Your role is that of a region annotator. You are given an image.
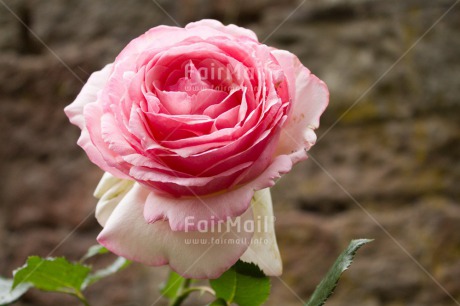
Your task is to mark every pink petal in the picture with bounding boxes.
[153,109,281,178]
[143,110,214,141]
[203,89,241,118]
[143,155,292,231]
[64,64,113,129]
[154,90,192,115]
[214,106,240,130]
[97,183,254,279]
[191,89,229,114]
[129,166,214,187]
[116,26,186,62]
[81,103,131,179]
[185,19,258,41]
[136,161,253,197]
[158,93,282,157]
[100,113,137,156]
[271,50,329,164]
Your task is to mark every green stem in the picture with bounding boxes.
[75,291,91,306]
[169,278,191,306]
[180,286,216,297]
[169,281,216,306]
[183,278,192,290]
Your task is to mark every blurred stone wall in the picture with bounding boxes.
[1,0,459,305]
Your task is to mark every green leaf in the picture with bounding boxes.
[232,262,270,306]
[232,261,266,278]
[160,271,186,299]
[82,257,131,288]
[208,298,228,306]
[210,261,270,306]
[306,239,373,306]
[80,244,109,262]
[12,256,91,294]
[209,268,236,301]
[0,277,32,305]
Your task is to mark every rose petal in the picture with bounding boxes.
[97,183,254,279]
[154,119,278,178]
[143,155,292,231]
[155,90,192,115]
[82,103,131,179]
[203,89,241,118]
[130,155,252,188]
[185,19,258,41]
[271,50,329,164]
[191,89,229,114]
[64,64,113,129]
[94,172,134,226]
[101,113,137,156]
[142,110,214,141]
[240,188,282,276]
[214,106,240,130]
[158,93,282,157]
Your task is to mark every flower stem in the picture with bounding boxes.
[75,291,91,306]
[169,280,215,306]
[168,278,191,306]
[180,286,216,297]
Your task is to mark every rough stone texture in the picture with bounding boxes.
[1,0,459,305]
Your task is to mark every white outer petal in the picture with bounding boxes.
[240,188,282,276]
[94,172,134,226]
[96,183,254,279]
[94,174,283,277]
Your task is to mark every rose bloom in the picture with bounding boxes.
[65,20,328,279]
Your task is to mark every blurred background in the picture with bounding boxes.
[1,0,459,305]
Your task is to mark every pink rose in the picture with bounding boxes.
[65,19,328,278]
